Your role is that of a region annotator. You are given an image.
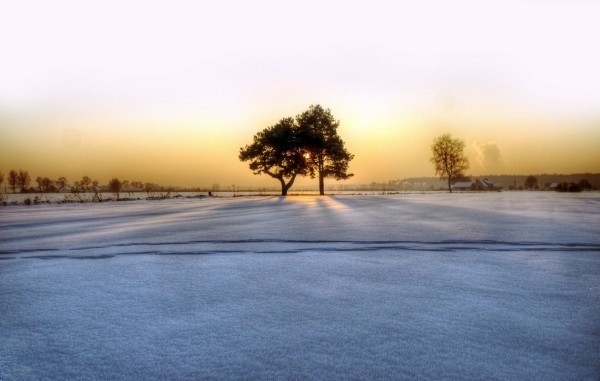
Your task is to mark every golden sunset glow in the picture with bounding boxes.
[1,0,599,188]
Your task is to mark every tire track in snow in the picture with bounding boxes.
[1,239,599,260]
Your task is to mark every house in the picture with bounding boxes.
[478,179,494,189]
[451,179,495,191]
[452,181,473,191]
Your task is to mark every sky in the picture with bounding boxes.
[1,0,599,188]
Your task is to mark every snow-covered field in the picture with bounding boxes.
[1,193,599,380]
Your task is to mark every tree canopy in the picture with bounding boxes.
[296,105,354,195]
[239,117,308,196]
[430,134,469,193]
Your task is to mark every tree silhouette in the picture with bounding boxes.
[81,176,92,191]
[430,134,469,193]
[239,118,308,196]
[17,170,31,192]
[109,178,122,200]
[42,177,55,192]
[36,176,43,192]
[144,182,156,195]
[7,170,18,193]
[579,178,592,190]
[524,175,538,190]
[296,105,354,195]
[57,177,68,191]
[0,171,4,190]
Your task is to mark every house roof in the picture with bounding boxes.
[478,179,494,187]
[452,181,472,188]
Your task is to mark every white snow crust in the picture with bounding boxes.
[1,192,599,380]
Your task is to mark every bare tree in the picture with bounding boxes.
[36,176,44,192]
[7,170,18,193]
[42,177,55,192]
[579,178,592,191]
[430,134,469,193]
[109,178,122,200]
[524,175,538,190]
[144,182,158,196]
[57,177,68,191]
[130,181,143,189]
[0,171,4,204]
[80,176,92,191]
[17,170,31,192]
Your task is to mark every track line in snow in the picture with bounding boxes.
[2,240,598,260]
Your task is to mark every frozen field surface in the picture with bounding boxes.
[1,193,599,380]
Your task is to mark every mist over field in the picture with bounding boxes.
[1,193,599,379]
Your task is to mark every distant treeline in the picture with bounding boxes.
[1,169,598,195]
[376,173,600,191]
[0,170,164,194]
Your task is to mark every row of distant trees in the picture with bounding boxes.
[0,170,161,199]
[0,170,33,194]
[0,170,100,193]
[523,175,593,192]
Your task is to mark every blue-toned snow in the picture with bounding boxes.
[1,193,599,380]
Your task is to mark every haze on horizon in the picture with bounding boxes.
[1,0,599,188]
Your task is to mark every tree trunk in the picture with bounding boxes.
[318,158,325,195]
[284,174,297,196]
[448,177,452,193]
[278,177,287,196]
[278,174,297,196]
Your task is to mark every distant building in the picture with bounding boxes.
[475,178,495,190]
[452,179,495,191]
[452,181,473,191]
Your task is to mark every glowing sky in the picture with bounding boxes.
[1,0,599,187]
